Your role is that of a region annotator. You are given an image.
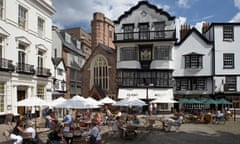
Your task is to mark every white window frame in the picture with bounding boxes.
[37,17,45,37]
[18,5,27,29]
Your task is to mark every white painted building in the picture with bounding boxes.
[204,23,240,108]
[173,27,213,110]
[0,0,55,118]
[51,26,67,99]
[114,1,176,112]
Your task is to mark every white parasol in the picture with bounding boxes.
[55,95,99,109]
[99,96,116,104]
[17,96,49,107]
[50,97,66,107]
[150,98,178,104]
[113,97,147,107]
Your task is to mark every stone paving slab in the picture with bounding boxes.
[1,117,240,144]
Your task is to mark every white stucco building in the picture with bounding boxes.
[0,0,55,118]
[173,27,213,110]
[203,23,240,108]
[114,1,176,112]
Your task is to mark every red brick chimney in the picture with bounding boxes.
[180,24,191,40]
[202,23,211,33]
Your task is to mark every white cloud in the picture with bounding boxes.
[52,0,142,29]
[230,12,240,22]
[177,0,190,8]
[52,0,172,30]
[234,0,240,9]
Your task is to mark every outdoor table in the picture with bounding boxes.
[36,128,50,134]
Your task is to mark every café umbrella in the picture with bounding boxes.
[55,96,99,109]
[17,96,50,128]
[99,96,116,105]
[113,97,147,107]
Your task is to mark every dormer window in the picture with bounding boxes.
[65,33,71,43]
[184,53,203,69]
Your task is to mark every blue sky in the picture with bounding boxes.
[52,0,240,32]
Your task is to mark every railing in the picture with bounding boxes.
[36,67,51,77]
[114,30,176,41]
[16,63,35,74]
[0,58,14,71]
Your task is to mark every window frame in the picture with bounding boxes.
[154,46,171,60]
[123,24,134,40]
[184,54,203,69]
[120,47,137,61]
[0,0,4,19]
[37,17,45,37]
[225,76,236,91]
[18,5,27,29]
[223,53,234,69]
[223,25,234,41]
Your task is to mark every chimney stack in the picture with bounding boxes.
[202,23,211,33]
[180,24,191,40]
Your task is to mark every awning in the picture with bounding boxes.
[118,88,146,99]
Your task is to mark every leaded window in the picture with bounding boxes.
[223,53,234,69]
[139,23,149,40]
[120,47,137,61]
[223,25,233,40]
[225,76,236,91]
[92,56,109,90]
[154,22,165,38]
[123,24,134,40]
[185,54,203,69]
[176,79,206,91]
[154,46,171,60]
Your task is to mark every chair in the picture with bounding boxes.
[3,130,16,142]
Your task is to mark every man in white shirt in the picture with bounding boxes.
[24,120,36,139]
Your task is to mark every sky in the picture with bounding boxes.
[52,0,240,33]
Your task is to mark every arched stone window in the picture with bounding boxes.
[90,55,109,90]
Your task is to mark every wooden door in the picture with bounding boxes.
[17,90,25,115]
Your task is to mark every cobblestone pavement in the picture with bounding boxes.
[1,117,240,144]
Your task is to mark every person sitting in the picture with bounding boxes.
[84,109,91,120]
[23,120,37,144]
[164,115,183,132]
[132,115,140,124]
[112,116,124,138]
[216,110,225,123]
[10,119,25,144]
[83,120,102,144]
[48,124,64,144]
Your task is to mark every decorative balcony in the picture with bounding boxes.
[0,58,15,71]
[36,67,51,77]
[16,63,35,74]
[114,30,176,42]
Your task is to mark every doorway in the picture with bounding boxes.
[17,89,26,115]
